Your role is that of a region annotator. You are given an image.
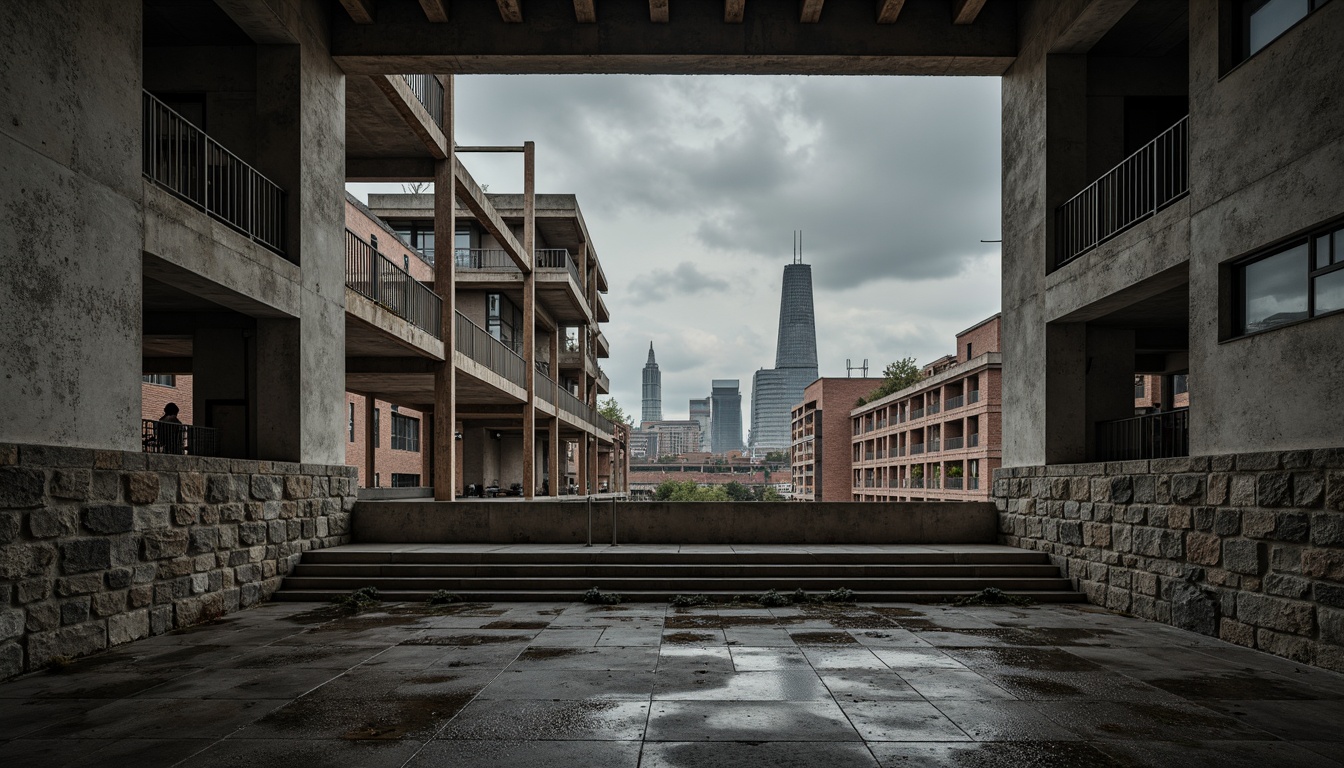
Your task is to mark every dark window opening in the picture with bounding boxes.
[392,413,420,452]
[348,403,355,442]
[143,374,176,387]
[1234,221,1344,336]
[388,220,435,264]
[1234,0,1331,65]
[373,407,380,448]
[487,293,524,354]
[391,473,421,487]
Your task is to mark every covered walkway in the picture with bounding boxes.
[2,599,1342,766]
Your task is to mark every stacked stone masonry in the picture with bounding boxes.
[995,448,1344,672]
[0,443,357,679]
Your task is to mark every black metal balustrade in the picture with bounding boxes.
[911,407,925,420]
[142,91,286,256]
[946,477,964,490]
[945,436,964,450]
[558,387,595,424]
[345,230,443,338]
[456,248,519,271]
[1096,407,1190,462]
[454,312,525,388]
[911,443,926,455]
[142,419,219,457]
[536,374,556,405]
[537,249,583,288]
[969,390,980,404]
[1056,116,1189,268]
[945,395,964,410]
[969,433,980,447]
[400,75,444,129]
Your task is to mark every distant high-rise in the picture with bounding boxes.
[689,398,712,451]
[641,342,662,424]
[710,379,744,454]
[749,242,819,456]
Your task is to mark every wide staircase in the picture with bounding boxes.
[272,545,1085,603]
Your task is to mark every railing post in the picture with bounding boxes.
[586,495,593,547]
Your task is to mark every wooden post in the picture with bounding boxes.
[522,141,536,499]
[432,75,457,500]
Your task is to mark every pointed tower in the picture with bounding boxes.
[749,233,819,456]
[641,341,662,424]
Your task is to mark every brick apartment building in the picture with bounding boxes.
[790,378,883,502]
[850,315,1003,502]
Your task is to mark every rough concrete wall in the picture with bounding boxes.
[0,0,143,452]
[0,442,357,679]
[1187,0,1344,455]
[996,448,1344,672]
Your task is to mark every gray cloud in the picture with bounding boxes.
[628,261,731,303]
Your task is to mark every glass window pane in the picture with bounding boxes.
[1315,268,1344,315]
[1242,243,1308,332]
[1249,0,1311,55]
[1336,227,1344,264]
[1316,234,1332,269]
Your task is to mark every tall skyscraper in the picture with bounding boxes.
[710,379,744,454]
[689,398,712,451]
[641,342,662,424]
[749,244,819,456]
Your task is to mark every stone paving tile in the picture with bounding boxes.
[3,599,1344,766]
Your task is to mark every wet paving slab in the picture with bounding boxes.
[0,599,1341,766]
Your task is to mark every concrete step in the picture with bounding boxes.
[271,589,1087,604]
[289,563,1064,579]
[279,576,1076,592]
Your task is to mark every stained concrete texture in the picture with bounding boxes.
[2,600,1343,767]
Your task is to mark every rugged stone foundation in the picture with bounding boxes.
[995,449,1344,671]
[0,443,357,679]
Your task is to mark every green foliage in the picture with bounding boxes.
[757,486,784,502]
[427,590,463,605]
[764,450,789,463]
[756,589,793,607]
[860,357,925,404]
[653,480,730,501]
[821,588,856,604]
[910,465,923,479]
[597,397,632,425]
[724,481,754,501]
[951,587,1035,607]
[583,586,623,605]
[670,594,713,607]
[947,465,964,478]
[332,585,381,610]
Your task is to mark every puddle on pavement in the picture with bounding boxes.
[400,634,533,646]
[663,632,718,645]
[957,647,1102,672]
[995,674,1084,697]
[520,648,583,660]
[790,631,858,645]
[480,621,551,630]
[336,690,476,739]
[1097,702,1236,733]
[1146,675,1321,700]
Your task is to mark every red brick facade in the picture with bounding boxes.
[141,376,194,425]
[791,378,884,501]
[344,393,428,488]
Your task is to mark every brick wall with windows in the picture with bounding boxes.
[344,393,426,488]
[141,376,194,425]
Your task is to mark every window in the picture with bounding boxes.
[1173,374,1189,396]
[392,413,421,452]
[966,342,972,359]
[373,407,380,448]
[1236,0,1331,62]
[487,293,524,353]
[1134,376,1146,398]
[142,374,176,387]
[348,403,355,442]
[388,220,435,263]
[391,473,421,487]
[1234,222,1344,335]
[374,472,380,488]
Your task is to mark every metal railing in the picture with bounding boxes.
[911,407,925,420]
[968,477,980,491]
[928,402,941,415]
[1096,407,1190,461]
[537,249,583,288]
[946,477,964,490]
[143,91,286,256]
[910,477,925,489]
[969,390,980,404]
[1056,115,1189,268]
[969,433,980,448]
[142,419,219,457]
[454,312,526,388]
[456,248,520,271]
[558,386,594,424]
[911,443,926,455]
[346,230,442,338]
[929,438,941,453]
[945,436,964,450]
[536,374,556,405]
[945,394,964,410]
[400,75,444,130]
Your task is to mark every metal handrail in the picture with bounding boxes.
[945,395,965,410]
[456,248,520,271]
[346,230,443,338]
[536,374,556,405]
[911,407,925,420]
[558,386,594,424]
[400,75,444,130]
[142,91,286,256]
[1096,407,1190,461]
[945,436,965,450]
[454,312,526,387]
[1056,115,1189,268]
[537,249,583,288]
[142,419,219,457]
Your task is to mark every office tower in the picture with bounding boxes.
[641,341,662,424]
[710,379,744,454]
[689,398,712,451]
[748,251,819,456]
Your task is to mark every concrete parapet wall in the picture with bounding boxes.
[0,443,358,679]
[353,500,997,545]
[995,448,1344,672]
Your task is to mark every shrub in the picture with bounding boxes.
[332,585,381,610]
[427,590,463,605]
[583,587,623,605]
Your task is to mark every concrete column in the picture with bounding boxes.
[1085,327,1136,457]
[191,327,251,459]
[578,434,589,494]
[578,322,590,404]
[588,433,599,492]
[254,40,346,465]
[363,395,376,488]
[1043,323,1087,464]
[432,74,456,501]
[522,141,536,499]
[548,418,561,497]
[0,1,142,452]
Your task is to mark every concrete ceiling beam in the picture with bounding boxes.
[371,75,449,160]
[1051,0,1140,54]
[876,0,904,24]
[575,0,597,23]
[952,0,987,25]
[496,0,523,23]
[419,0,448,22]
[346,358,438,374]
[650,0,669,23]
[338,0,375,24]
[800,0,824,24]
[725,0,745,23]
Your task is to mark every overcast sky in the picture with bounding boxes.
[350,74,1002,429]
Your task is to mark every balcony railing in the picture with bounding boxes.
[400,75,444,130]
[596,412,615,434]
[346,230,442,338]
[142,419,219,457]
[946,477,964,490]
[537,249,583,288]
[456,248,519,271]
[969,390,980,404]
[911,443,926,455]
[929,439,941,453]
[910,478,925,489]
[1096,407,1190,462]
[454,312,526,388]
[558,386,594,424]
[968,477,980,491]
[1056,115,1189,269]
[928,402,941,415]
[911,407,925,420]
[143,91,285,256]
[536,374,556,405]
[969,433,980,448]
[945,436,964,450]
[945,395,964,410]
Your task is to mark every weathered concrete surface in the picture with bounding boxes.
[354,500,998,545]
[0,442,356,680]
[996,447,1344,672]
[0,1,144,452]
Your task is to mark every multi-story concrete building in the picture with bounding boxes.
[689,398,712,451]
[641,342,662,424]
[749,260,820,457]
[709,379,745,454]
[637,420,703,459]
[790,377,883,502]
[851,315,1003,502]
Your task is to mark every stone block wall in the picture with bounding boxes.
[0,443,357,679]
[995,449,1344,671]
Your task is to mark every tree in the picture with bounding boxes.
[857,357,924,404]
[401,181,432,194]
[723,481,754,501]
[598,397,632,425]
[756,486,784,502]
[654,480,729,501]
[763,450,789,464]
